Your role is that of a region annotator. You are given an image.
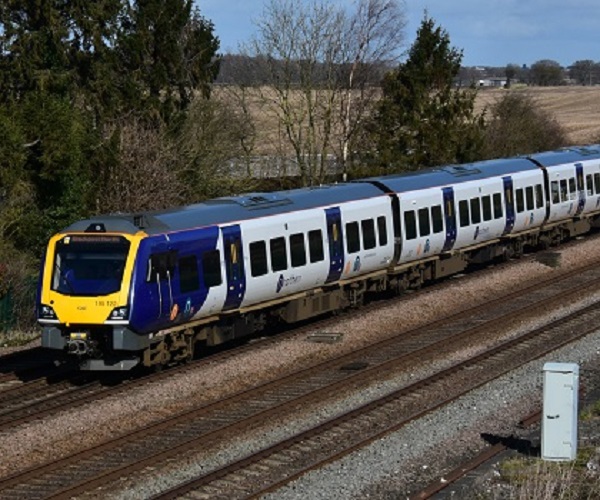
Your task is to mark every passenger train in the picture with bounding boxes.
[37,145,600,370]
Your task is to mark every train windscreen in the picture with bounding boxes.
[51,235,130,296]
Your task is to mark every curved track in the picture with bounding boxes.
[0,255,596,432]
[1,260,600,498]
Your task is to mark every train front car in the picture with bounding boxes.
[37,221,143,370]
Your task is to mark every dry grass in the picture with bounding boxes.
[475,86,600,146]
[494,451,600,500]
[220,85,600,156]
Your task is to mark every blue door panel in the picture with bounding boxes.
[575,162,585,216]
[325,207,344,284]
[442,187,457,252]
[502,176,515,235]
[222,225,246,310]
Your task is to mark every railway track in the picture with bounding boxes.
[0,347,57,384]
[1,261,600,498]
[0,256,597,434]
[151,303,598,500]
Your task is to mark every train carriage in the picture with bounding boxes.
[38,182,393,370]
[37,145,600,370]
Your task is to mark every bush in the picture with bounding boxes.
[0,242,38,334]
[482,91,569,159]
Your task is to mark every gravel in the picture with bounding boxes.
[3,234,600,498]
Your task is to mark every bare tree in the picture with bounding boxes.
[178,97,260,200]
[505,63,520,87]
[244,0,406,185]
[99,117,184,214]
[338,0,406,179]
[569,60,598,86]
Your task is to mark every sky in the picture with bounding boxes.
[198,0,600,68]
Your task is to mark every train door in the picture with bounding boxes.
[221,225,246,311]
[502,176,515,235]
[390,194,402,263]
[575,162,585,216]
[442,187,457,252]
[325,207,344,284]
[147,247,177,321]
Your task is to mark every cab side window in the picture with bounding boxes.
[147,251,177,282]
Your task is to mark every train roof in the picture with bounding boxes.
[528,144,600,167]
[63,145,600,237]
[63,181,386,235]
[364,156,539,193]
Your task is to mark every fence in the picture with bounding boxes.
[0,289,13,332]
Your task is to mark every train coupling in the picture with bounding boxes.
[66,332,98,357]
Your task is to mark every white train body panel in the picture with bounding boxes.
[579,159,600,213]
[240,208,330,307]
[506,169,547,233]
[452,177,508,250]
[397,188,446,263]
[338,196,395,279]
[581,159,600,214]
[545,162,581,223]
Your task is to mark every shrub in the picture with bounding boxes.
[482,91,568,159]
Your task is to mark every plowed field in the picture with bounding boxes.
[475,86,600,145]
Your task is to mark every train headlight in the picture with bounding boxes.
[107,306,129,321]
[39,304,57,320]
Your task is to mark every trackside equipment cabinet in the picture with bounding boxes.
[541,362,579,461]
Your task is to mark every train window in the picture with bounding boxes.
[470,198,481,224]
[270,237,287,271]
[404,211,417,240]
[515,189,524,213]
[595,173,600,194]
[179,255,200,293]
[569,178,576,200]
[432,205,443,233]
[361,219,376,250]
[587,175,594,196]
[290,233,307,267]
[249,241,268,277]
[147,250,177,282]
[482,196,492,221]
[202,250,222,288]
[53,236,130,296]
[535,185,544,208]
[493,193,503,219]
[577,171,584,191]
[560,179,568,202]
[377,216,388,246]
[308,229,324,263]
[418,208,430,237]
[346,222,360,253]
[525,186,534,211]
[230,242,238,264]
[551,181,560,203]
[459,200,470,227]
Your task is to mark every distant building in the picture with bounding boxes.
[478,78,508,88]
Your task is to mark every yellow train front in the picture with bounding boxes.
[37,222,143,370]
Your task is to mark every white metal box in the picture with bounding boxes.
[541,362,579,461]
